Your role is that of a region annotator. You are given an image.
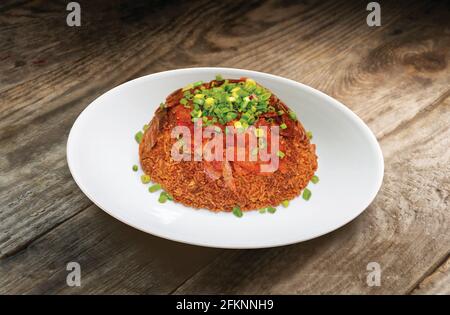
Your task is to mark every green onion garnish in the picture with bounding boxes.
[232,206,243,218]
[281,200,289,207]
[135,131,143,144]
[306,131,313,140]
[140,174,151,184]
[280,123,287,130]
[267,206,276,214]
[311,175,319,184]
[215,74,224,81]
[183,90,191,97]
[176,77,273,127]
[132,165,138,172]
[180,98,188,105]
[289,111,297,121]
[158,192,168,203]
[302,188,311,201]
[149,184,161,193]
[259,208,266,214]
[277,150,285,158]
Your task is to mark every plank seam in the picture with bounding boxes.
[380,88,450,140]
[168,251,229,295]
[1,203,93,260]
[407,252,450,294]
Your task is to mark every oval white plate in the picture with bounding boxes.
[67,67,384,249]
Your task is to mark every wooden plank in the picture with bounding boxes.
[1,0,449,294]
[0,205,221,294]
[1,0,447,259]
[174,96,450,294]
[412,257,450,295]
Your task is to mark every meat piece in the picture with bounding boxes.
[165,88,183,108]
[222,160,236,192]
[140,106,167,155]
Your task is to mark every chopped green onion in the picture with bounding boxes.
[177,77,275,128]
[306,131,313,140]
[149,184,161,193]
[160,102,165,109]
[289,111,297,121]
[180,98,188,105]
[158,192,168,203]
[140,174,151,184]
[281,200,289,208]
[259,208,266,214]
[278,110,285,115]
[267,206,276,214]
[194,93,204,99]
[166,193,174,201]
[245,78,256,86]
[276,150,285,158]
[183,90,192,98]
[280,123,287,130]
[258,138,267,149]
[302,188,311,201]
[135,131,143,144]
[254,128,264,137]
[132,165,138,172]
[232,206,243,218]
[311,175,319,184]
[143,124,149,131]
[205,97,215,107]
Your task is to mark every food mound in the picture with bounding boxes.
[139,76,318,212]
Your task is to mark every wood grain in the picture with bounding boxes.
[0,205,221,294]
[0,0,449,294]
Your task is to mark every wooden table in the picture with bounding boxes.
[0,0,449,294]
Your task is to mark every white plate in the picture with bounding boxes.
[67,67,384,249]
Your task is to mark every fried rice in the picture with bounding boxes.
[139,77,318,212]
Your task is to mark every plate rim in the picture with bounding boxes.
[67,67,384,249]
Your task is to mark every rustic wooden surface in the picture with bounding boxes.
[0,0,449,294]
